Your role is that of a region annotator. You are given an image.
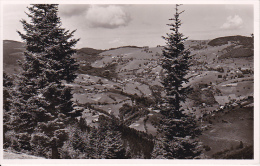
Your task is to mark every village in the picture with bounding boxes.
[69,39,253,136]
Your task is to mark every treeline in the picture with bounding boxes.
[108,45,142,51]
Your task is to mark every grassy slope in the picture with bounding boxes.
[199,106,253,158]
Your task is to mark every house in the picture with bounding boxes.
[240,67,252,74]
[248,96,253,100]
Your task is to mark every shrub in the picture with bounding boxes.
[59,141,83,159]
[237,141,244,149]
[18,132,31,150]
[30,133,51,158]
[225,145,253,159]
[4,130,20,151]
[203,145,211,151]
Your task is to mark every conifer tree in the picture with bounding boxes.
[152,4,202,159]
[9,4,79,158]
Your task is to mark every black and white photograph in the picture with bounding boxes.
[0,0,259,165]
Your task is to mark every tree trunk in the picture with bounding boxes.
[52,146,60,159]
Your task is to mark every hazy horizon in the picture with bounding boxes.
[3,34,253,50]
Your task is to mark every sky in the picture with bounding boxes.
[2,3,254,49]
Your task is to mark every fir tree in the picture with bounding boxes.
[152,4,202,159]
[9,4,79,158]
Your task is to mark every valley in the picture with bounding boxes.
[3,35,254,158]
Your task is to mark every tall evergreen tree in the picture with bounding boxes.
[9,4,79,158]
[152,4,202,159]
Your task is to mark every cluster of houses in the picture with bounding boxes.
[198,94,253,124]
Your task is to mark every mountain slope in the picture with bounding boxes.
[3,40,25,74]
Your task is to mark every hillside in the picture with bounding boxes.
[3,41,105,74]
[77,47,104,55]
[208,35,253,47]
[218,46,253,59]
[3,40,25,74]
[208,35,254,59]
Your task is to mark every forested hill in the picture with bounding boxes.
[208,35,253,47]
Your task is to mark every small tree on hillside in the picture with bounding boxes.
[152,4,202,159]
[8,4,80,158]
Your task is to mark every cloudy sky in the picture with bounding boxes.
[3,4,254,49]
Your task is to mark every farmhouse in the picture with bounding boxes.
[229,70,236,75]
[152,110,160,113]
[221,83,237,87]
[241,67,250,71]
[240,67,252,74]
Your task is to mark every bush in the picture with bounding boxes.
[30,133,51,158]
[64,125,91,156]
[225,145,253,159]
[237,141,244,149]
[59,141,85,159]
[203,145,211,151]
[53,129,69,147]
[18,132,31,150]
[4,130,20,151]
